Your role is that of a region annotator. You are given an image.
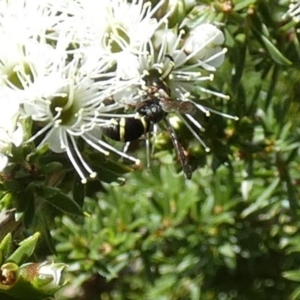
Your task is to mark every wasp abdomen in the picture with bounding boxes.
[103,117,151,142]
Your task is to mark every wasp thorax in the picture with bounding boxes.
[142,69,170,95]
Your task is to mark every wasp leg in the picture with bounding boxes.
[163,118,192,180]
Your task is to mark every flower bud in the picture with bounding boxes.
[0,262,19,290]
[183,23,226,69]
[20,262,67,294]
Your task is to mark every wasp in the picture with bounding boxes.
[102,56,196,179]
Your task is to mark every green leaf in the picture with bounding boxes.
[233,0,257,11]
[0,292,19,300]
[22,193,36,229]
[7,233,40,265]
[40,162,63,174]
[16,185,35,228]
[0,233,12,263]
[282,270,300,282]
[35,186,83,216]
[37,212,56,255]
[241,177,280,217]
[72,176,85,208]
[219,243,235,258]
[89,152,133,183]
[260,35,292,66]
[290,285,300,300]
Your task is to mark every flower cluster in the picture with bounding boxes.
[0,0,229,183]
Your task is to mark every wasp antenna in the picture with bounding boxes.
[165,54,174,62]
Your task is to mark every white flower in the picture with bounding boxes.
[0,0,233,180]
[0,37,66,91]
[112,23,234,151]
[122,23,228,103]
[20,261,67,294]
[22,54,139,183]
[119,24,227,101]
[36,262,66,293]
[0,0,64,42]
[183,23,226,69]
[58,0,173,79]
[0,89,23,171]
[0,2,141,182]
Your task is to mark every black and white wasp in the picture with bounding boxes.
[102,56,197,179]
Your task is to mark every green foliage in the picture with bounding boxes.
[52,162,299,299]
[3,0,300,299]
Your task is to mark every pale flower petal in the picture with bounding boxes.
[0,153,8,171]
[11,123,23,147]
[116,51,140,79]
[0,89,22,170]
[183,23,226,69]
